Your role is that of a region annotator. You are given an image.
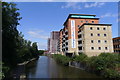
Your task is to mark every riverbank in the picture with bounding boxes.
[52,53,120,80]
[8,57,39,79]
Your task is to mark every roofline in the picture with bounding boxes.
[79,23,112,29]
[63,17,99,26]
[113,37,120,39]
[69,14,96,17]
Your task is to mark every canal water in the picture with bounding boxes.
[25,56,102,78]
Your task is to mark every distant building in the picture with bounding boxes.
[113,37,120,53]
[47,38,50,53]
[49,31,59,54]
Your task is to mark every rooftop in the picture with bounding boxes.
[63,14,99,25]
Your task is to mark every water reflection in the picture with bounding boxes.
[26,56,102,78]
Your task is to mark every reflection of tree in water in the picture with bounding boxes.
[25,60,38,77]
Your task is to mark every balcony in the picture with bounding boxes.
[65,29,68,32]
[65,35,68,38]
[78,38,82,41]
[78,44,82,46]
[65,40,68,42]
[78,32,82,35]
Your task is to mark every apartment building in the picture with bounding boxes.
[78,23,113,56]
[49,31,59,54]
[59,14,113,57]
[113,37,120,53]
[47,38,50,53]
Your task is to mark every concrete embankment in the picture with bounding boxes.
[11,57,38,79]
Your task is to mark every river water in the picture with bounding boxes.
[25,56,102,78]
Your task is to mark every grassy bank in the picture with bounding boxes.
[52,53,120,79]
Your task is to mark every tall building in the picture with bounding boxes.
[49,31,59,54]
[113,37,120,53]
[60,14,113,57]
[47,38,50,53]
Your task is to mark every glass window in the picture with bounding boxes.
[91,33,93,36]
[90,27,93,30]
[105,40,107,43]
[91,47,94,50]
[86,21,88,23]
[92,21,94,23]
[91,40,94,43]
[97,27,100,30]
[104,34,107,36]
[98,40,101,43]
[103,28,106,30]
[81,21,83,23]
[105,47,108,50]
[78,25,80,28]
[98,47,101,50]
[98,34,100,36]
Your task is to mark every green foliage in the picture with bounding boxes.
[74,54,87,62]
[53,54,71,66]
[2,2,39,79]
[38,50,44,55]
[102,68,120,79]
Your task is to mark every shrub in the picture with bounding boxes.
[53,54,71,66]
[74,54,87,62]
[102,68,120,79]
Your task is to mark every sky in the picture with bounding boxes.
[13,2,119,50]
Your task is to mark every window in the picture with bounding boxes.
[90,27,93,30]
[78,34,82,38]
[91,47,94,50]
[81,21,83,23]
[91,40,94,43]
[78,40,82,44]
[91,33,93,36]
[105,40,107,43]
[105,47,108,50]
[92,21,94,23]
[98,40,101,43]
[78,25,80,28]
[98,34,100,36]
[98,47,101,50]
[104,34,107,36]
[97,27,100,30]
[86,21,88,23]
[66,47,68,51]
[79,46,82,50]
[103,28,106,30]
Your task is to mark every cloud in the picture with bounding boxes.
[61,2,81,10]
[61,2,105,10]
[84,2,105,8]
[100,13,118,18]
[37,42,47,50]
[27,30,49,40]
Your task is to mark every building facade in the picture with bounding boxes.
[49,14,114,57]
[49,31,59,54]
[47,38,50,53]
[113,37,120,53]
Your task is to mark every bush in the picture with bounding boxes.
[102,68,120,79]
[74,54,87,62]
[53,54,71,66]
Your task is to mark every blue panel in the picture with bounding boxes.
[71,15,95,18]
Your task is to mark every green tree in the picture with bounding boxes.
[2,2,22,67]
